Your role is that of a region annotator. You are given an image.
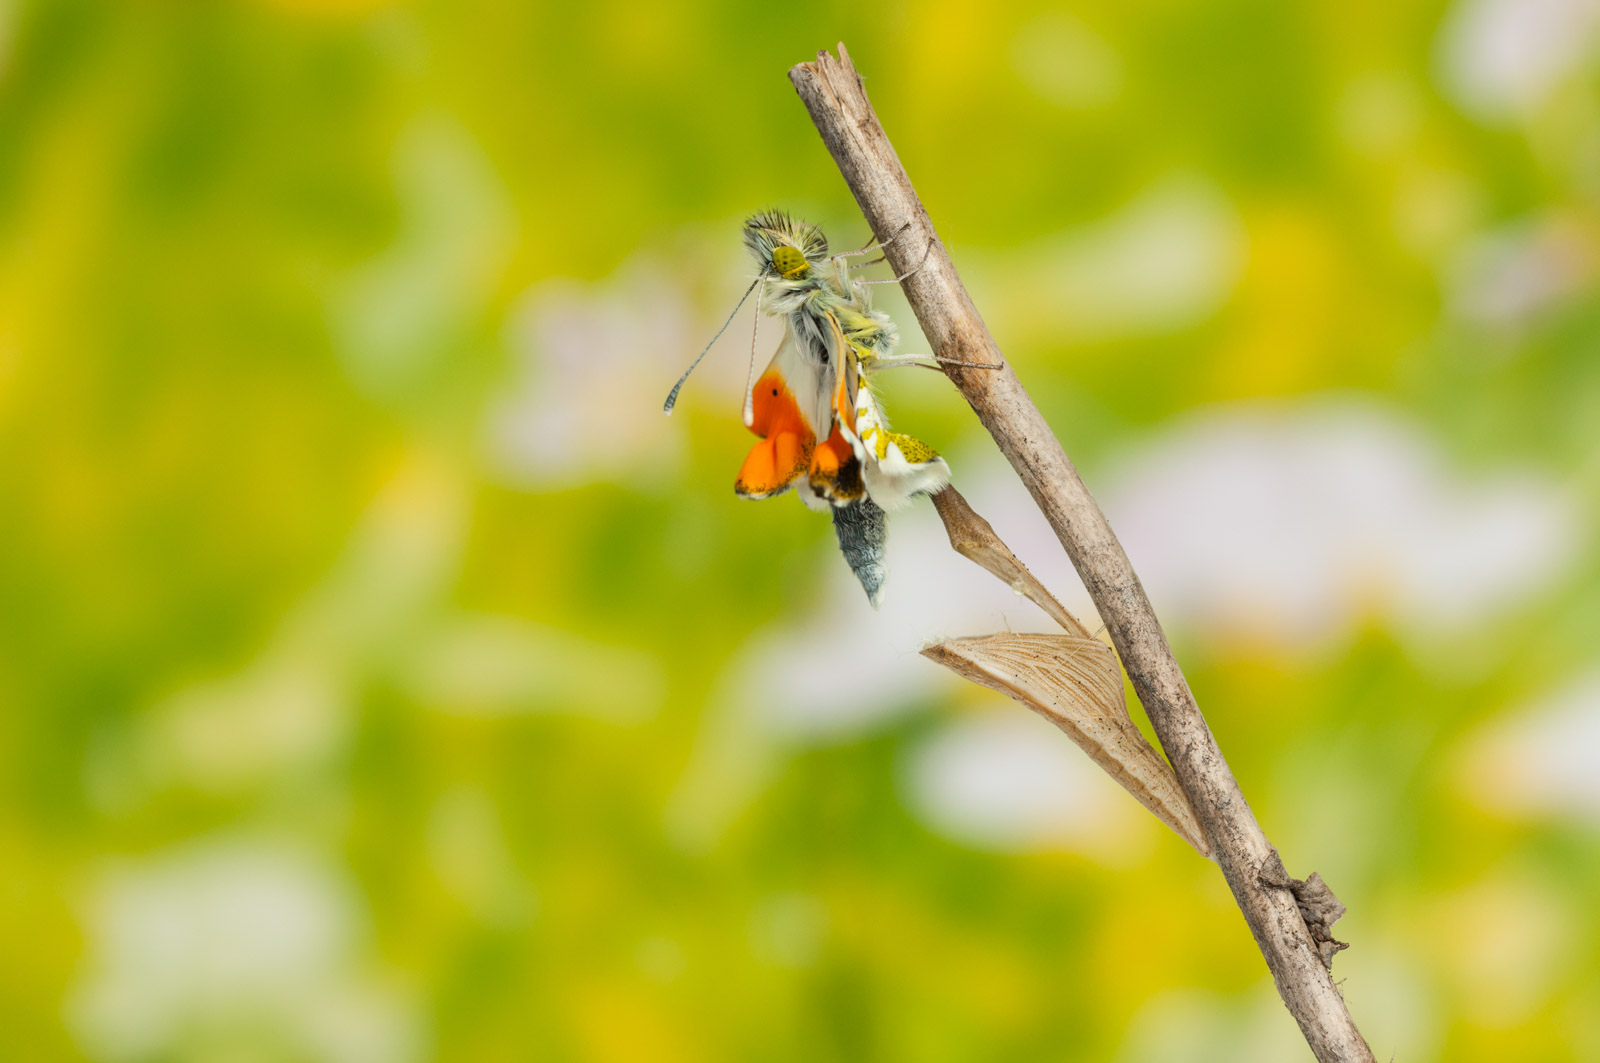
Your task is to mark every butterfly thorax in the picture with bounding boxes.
[832,301,898,362]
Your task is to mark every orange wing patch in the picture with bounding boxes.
[806,427,865,505]
[735,369,815,499]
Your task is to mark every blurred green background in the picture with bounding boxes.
[3,0,1600,1059]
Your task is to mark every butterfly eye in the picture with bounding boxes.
[771,246,808,278]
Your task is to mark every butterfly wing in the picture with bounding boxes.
[734,325,825,500]
[802,310,870,507]
[846,380,951,510]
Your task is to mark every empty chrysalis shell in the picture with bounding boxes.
[922,632,1211,858]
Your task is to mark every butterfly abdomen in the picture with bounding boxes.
[831,498,888,608]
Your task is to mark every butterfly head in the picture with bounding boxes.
[743,210,828,280]
[771,245,808,278]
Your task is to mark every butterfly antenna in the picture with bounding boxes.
[663,276,761,416]
[741,281,764,428]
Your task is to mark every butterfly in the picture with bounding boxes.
[665,211,962,606]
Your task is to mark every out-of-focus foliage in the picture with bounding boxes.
[2,0,1598,1060]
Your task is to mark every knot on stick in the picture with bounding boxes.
[1261,867,1349,970]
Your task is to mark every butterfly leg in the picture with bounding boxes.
[864,352,1005,372]
[929,353,1004,370]
[831,222,913,289]
[857,232,934,286]
[835,220,913,260]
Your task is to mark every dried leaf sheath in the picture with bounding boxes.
[929,487,1088,638]
[922,633,1210,857]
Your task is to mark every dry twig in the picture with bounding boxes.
[789,44,1374,1063]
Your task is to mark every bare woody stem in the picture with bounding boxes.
[790,45,1375,1063]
